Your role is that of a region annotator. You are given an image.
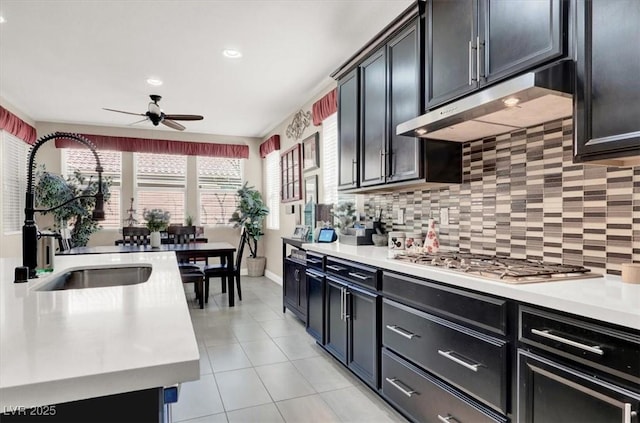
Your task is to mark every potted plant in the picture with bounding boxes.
[331,201,356,235]
[230,182,269,276]
[35,165,112,247]
[143,208,170,248]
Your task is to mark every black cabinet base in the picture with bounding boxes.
[1,388,164,423]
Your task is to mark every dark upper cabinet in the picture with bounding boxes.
[426,0,566,110]
[360,48,388,187]
[388,21,422,183]
[573,0,640,165]
[426,0,478,109]
[337,69,360,189]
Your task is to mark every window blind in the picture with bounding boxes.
[198,156,242,226]
[265,150,280,230]
[322,113,339,205]
[135,153,186,224]
[2,131,28,233]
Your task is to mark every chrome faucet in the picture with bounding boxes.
[21,133,105,279]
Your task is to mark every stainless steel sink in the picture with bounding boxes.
[37,264,152,291]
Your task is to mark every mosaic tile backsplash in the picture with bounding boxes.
[364,118,639,275]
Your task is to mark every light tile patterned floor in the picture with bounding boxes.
[172,276,407,423]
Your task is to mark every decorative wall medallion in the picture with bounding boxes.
[286,109,312,140]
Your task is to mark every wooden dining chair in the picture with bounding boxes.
[167,225,207,308]
[122,227,151,246]
[204,228,247,303]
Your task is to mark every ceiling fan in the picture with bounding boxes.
[103,94,204,131]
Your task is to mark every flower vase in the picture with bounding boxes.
[425,218,440,254]
[150,231,161,248]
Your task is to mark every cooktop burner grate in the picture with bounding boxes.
[393,252,600,284]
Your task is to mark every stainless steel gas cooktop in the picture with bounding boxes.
[393,251,602,284]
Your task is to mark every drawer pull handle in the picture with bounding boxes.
[437,350,481,372]
[437,415,459,423]
[348,272,370,280]
[306,259,322,264]
[386,325,418,340]
[327,265,346,272]
[385,377,417,397]
[531,329,604,356]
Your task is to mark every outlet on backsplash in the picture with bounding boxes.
[440,208,449,226]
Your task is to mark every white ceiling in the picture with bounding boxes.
[0,0,413,138]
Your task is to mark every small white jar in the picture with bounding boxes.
[406,231,423,249]
[388,231,406,250]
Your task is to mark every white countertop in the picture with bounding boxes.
[0,253,200,408]
[303,243,640,331]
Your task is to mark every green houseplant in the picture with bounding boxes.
[35,165,112,247]
[230,182,270,276]
[143,208,170,248]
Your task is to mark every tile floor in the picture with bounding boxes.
[173,276,407,423]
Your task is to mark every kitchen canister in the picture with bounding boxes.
[621,263,640,284]
[388,231,406,250]
[405,231,423,249]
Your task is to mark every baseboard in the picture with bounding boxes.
[265,269,282,286]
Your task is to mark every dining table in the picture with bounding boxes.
[57,242,238,306]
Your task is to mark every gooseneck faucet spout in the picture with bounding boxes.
[21,133,105,279]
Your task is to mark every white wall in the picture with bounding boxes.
[260,81,337,280]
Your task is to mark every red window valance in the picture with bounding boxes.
[260,135,280,158]
[54,133,249,159]
[0,105,37,145]
[312,88,337,126]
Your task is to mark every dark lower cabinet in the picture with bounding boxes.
[324,276,380,389]
[306,269,324,344]
[382,349,506,423]
[573,0,640,165]
[517,350,640,423]
[283,258,307,322]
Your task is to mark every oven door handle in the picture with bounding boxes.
[531,329,604,356]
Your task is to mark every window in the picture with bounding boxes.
[322,113,354,206]
[135,153,186,225]
[63,149,122,228]
[265,150,280,229]
[198,156,242,226]
[2,131,28,233]
[280,144,302,202]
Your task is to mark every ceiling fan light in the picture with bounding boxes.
[222,49,242,59]
[146,78,163,86]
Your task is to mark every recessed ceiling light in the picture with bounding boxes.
[222,49,242,59]
[0,16,6,24]
[146,78,163,86]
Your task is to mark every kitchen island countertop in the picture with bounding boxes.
[303,243,640,331]
[0,252,199,409]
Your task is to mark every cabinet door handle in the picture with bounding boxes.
[379,149,385,180]
[531,329,604,356]
[294,269,299,281]
[385,377,417,397]
[351,159,357,185]
[624,403,638,423]
[386,325,418,340]
[340,287,344,321]
[476,36,482,82]
[437,415,459,423]
[468,40,475,85]
[437,350,481,372]
[327,265,346,272]
[344,290,350,320]
[348,272,370,281]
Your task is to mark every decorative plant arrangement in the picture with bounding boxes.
[230,182,270,276]
[331,201,357,234]
[185,214,194,227]
[35,165,112,247]
[143,209,171,232]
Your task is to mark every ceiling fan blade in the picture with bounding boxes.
[161,119,186,131]
[128,117,149,126]
[163,114,204,121]
[103,108,146,116]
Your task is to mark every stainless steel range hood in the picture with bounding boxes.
[397,61,574,142]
